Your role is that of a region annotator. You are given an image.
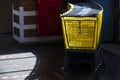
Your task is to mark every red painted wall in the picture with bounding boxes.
[37,0,62,36]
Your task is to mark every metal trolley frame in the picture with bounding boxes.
[60,2,104,80]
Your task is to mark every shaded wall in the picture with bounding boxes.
[94,0,114,42]
[0,0,13,33]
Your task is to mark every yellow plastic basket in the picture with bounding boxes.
[60,3,103,50]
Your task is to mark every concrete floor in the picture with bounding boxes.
[0,34,120,80]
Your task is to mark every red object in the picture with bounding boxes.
[37,0,62,36]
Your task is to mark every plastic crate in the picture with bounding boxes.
[60,3,103,50]
[12,5,63,43]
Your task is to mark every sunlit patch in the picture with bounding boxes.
[0,74,28,79]
[0,52,37,80]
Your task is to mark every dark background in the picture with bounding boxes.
[0,0,119,42]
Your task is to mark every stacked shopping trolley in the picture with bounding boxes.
[60,1,103,80]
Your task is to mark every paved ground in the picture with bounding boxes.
[0,34,120,80]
